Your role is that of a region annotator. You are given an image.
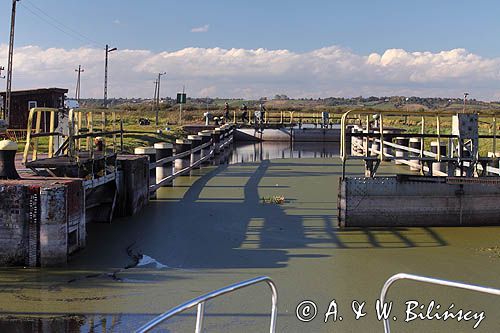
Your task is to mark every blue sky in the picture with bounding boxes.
[2,0,500,99]
[1,0,499,55]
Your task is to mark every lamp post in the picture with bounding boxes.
[103,44,117,108]
[156,72,166,125]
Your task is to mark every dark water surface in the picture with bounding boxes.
[1,142,499,332]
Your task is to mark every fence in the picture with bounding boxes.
[134,124,235,195]
[340,109,500,177]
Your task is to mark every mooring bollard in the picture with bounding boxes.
[409,138,421,171]
[198,131,212,164]
[0,140,20,180]
[134,147,156,190]
[488,152,500,174]
[174,139,192,176]
[154,142,173,187]
[212,129,222,155]
[216,127,226,152]
[430,141,448,175]
[188,135,202,170]
[394,137,409,165]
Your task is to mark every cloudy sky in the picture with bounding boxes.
[1,0,500,100]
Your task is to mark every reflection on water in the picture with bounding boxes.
[228,141,339,164]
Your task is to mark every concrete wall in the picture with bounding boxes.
[0,179,85,267]
[0,184,30,265]
[339,175,500,227]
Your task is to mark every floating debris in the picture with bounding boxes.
[136,255,169,269]
[261,195,285,204]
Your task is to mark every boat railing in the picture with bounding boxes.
[135,276,278,333]
[380,273,500,333]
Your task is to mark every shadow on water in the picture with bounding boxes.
[128,146,448,270]
[0,140,450,331]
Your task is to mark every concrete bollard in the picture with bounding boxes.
[430,141,448,175]
[409,138,422,171]
[381,130,393,161]
[0,140,20,179]
[488,152,500,173]
[394,137,409,165]
[134,147,156,198]
[371,139,380,156]
[134,147,156,185]
[154,142,173,187]
[198,131,213,164]
[174,139,192,176]
[188,135,202,169]
[212,129,222,154]
[215,127,226,151]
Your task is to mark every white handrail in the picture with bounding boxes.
[135,276,278,333]
[380,273,500,333]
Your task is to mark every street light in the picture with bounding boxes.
[103,44,117,108]
[156,72,166,125]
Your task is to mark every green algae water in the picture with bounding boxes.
[0,142,499,332]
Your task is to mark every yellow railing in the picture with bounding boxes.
[23,107,123,164]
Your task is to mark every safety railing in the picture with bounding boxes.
[147,127,234,193]
[228,110,341,126]
[22,107,124,164]
[355,137,500,176]
[380,273,500,333]
[340,109,500,177]
[135,276,278,333]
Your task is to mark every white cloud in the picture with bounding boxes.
[2,44,500,100]
[113,19,121,25]
[191,24,209,33]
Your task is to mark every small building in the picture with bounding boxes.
[0,88,68,129]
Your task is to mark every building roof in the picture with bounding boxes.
[0,88,68,97]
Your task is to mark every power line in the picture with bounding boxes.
[20,1,103,47]
[24,0,103,46]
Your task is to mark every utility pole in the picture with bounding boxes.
[75,65,84,102]
[156,72,166,125]
[5,0,20,126]
[103,44,117,108]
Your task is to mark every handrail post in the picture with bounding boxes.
[195,302,205,333]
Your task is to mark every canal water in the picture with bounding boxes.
[0,142,499,332]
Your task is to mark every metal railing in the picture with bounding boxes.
[380,273,500,333]
[22,107,124,164]
[356,137,500,176]
[340,109,500,178]
[135,276,278,333]
[148,132,233,192]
